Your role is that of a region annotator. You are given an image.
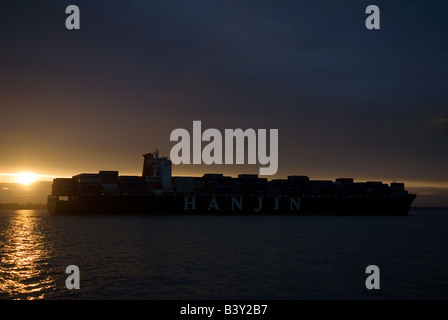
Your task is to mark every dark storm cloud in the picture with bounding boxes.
[0,0,447,187]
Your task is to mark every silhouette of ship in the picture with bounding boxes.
[47,150,416,215]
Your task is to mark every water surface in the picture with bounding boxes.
[1,209,447,299]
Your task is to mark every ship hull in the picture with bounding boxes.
[47,193,416,216]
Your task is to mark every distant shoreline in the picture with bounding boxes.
[411,206,448,211]
[0,203,47,210]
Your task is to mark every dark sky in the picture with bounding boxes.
[0,0,447,189]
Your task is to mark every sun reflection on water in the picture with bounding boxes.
[0,210,54,299]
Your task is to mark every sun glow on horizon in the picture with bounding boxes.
[14,172,38,185]
[0,172,57,184]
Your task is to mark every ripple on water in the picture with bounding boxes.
[0,210,56,300]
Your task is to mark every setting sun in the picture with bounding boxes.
[14,172,38,185]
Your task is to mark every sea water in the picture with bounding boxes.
[0,209,447,300]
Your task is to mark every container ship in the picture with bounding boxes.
[47,151,416,215]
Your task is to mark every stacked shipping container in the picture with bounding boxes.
[51,171,410,199]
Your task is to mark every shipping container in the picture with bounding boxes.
[238,174,258,181]
[203,174,223,180]
[336,178,354,184]
[176,185,194,193]
[52,178,77,196]
[73,173,101,184]
[78,183,102,195]
[102,183,120,195]
[119,176,138,182]
[288,176,310,182]
[391,182,405,190]
[173,177,194,183]
[100,171,119,184]
[215,185,232,194]
[193,180,205,191]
